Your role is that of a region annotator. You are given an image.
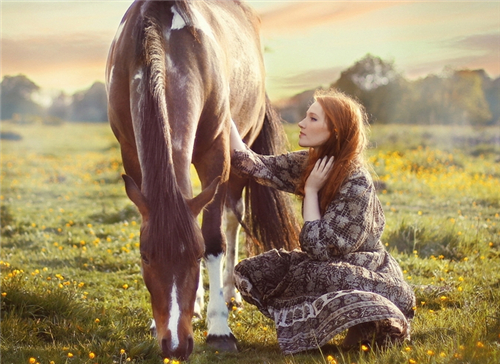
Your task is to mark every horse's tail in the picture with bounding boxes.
[137,2,201,264]
[244,95,301,254]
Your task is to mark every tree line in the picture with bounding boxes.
[279,54,499,126]
[0,75,107,123]
[1,54,499,125]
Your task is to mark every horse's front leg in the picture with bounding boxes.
[202,197,238,352]
[196,153,238,352]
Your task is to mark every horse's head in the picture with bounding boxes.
[122,175,220,360]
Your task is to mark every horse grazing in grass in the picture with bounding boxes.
[106,0,299,360]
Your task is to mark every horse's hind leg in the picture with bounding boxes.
[223,198,244,307]
[194,265,204,319]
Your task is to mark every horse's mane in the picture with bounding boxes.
[138,0,202,264]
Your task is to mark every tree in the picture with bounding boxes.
[333,54,410,124]
[47,91,71,121]
[70,82,108,122]
[410,70,492,125]
[1,74,43,120]
[278,89,316,124]
[480,73,500,125]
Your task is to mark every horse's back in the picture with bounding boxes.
[107,0,266,160]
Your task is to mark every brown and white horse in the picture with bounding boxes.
[106,0,299,360]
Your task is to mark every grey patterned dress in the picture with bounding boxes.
[232,148,415,354]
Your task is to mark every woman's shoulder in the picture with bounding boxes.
[339,165,374,196]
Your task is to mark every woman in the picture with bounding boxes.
[230,89,415,354]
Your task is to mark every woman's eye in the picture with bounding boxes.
[311,117,317,121]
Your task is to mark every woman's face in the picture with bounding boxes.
[298,101,331,148]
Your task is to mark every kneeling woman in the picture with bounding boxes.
[230,89,415,355]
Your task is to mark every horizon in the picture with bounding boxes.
[2,0,499,103]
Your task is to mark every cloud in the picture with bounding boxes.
[271,66,345,91]
[258,2,398,34]
[403,32,500,79]
[2,34,111,73]
[452,32,500,52]
[406,53,500,80]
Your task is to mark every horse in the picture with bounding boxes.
[106,0,299,360]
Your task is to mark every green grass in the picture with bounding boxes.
[1,121,500,364]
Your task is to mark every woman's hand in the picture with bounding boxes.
[303,156,333,222]
[304,156,334,193]
[230,119,246,156]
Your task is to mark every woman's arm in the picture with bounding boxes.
[303,156,334,221]
[230,119,246,156]
[300,169,383,261]
[229,119,308,193]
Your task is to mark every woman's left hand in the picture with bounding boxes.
[304,156,334,193]
[303,156,333,222]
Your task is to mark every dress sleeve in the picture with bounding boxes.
[231,146,309,194]
[299,168,385,261]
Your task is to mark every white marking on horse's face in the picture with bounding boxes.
[168,282,181,350]
[205,254,232,336]
[171,5,187,30]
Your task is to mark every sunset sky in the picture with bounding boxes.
[1,0,499,102]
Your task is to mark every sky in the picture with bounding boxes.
[1,0,499,102]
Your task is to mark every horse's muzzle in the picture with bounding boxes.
[161,334,194,361]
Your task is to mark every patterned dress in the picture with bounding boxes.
[231,148,415,354]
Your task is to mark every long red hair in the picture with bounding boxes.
[297,89,369,214]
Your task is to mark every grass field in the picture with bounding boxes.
[1,121,500,364]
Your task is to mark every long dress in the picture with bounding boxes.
[231,147,416,355]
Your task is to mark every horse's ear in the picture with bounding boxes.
[187,176,221,216]
[122,174,149,219]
